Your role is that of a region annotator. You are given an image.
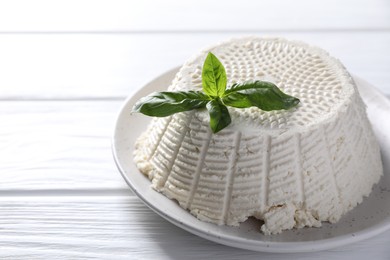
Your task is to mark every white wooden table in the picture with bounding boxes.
[0,1,389,259]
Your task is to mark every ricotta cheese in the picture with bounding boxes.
[133,37,383,234]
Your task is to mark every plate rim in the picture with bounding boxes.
[112,67,390,253]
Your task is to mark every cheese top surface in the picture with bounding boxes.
[169,37,354,134]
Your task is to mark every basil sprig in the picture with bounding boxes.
[133,52,300,133]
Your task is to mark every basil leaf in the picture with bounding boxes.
[202,52,227,97]
[133,91,210,117]
[206,99,231,133]
[223,81,300,111]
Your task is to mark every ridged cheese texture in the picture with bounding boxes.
[133,37,383,235]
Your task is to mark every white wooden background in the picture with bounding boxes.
[0,1,389,259]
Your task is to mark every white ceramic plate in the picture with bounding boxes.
[112,68,390,253]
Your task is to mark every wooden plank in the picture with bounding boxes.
[0,0,389,32]
[0,32,389,99]
[0,196,388,259]
[0,101,129,191]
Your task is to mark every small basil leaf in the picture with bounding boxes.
[223,81,300,111]
[202,52,227,97]
[206,99,231,133]
[133,91,210,117]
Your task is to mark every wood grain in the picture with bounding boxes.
[0,196,388,259]
[0,0,389,32]
[0,32,389,99]
[0,101,128,191]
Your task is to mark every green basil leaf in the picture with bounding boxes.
[133,91,210,117]
[206,99,231,133]
[202,52,227,97]
[223,81,300,111]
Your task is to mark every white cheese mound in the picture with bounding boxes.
[133,37,383,235]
